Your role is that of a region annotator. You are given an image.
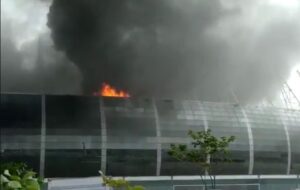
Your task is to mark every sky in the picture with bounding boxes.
[1,0,300,105]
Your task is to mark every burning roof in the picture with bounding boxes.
[93,83,130,98]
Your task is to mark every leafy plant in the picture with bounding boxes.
[168,129,235,189]
[99,171,145,190]
[0,162,43,190]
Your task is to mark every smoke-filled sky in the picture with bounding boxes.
[1,0,300,103]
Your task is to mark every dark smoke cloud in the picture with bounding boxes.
[1,0,81,94]
[47,0,230,98]
[47,0,300,102]
[1,31,82,94]
[2,0,300,103]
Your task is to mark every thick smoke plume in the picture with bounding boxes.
[47,0,231,100]
[1,0,81,94]
[2,0,300,103]
[47,0,300,102]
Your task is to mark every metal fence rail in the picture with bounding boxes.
[174,183,260,190]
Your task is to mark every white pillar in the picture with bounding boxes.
[199,101,209,175]
[39,95,46,178]
[280,113,291,175]
[152,99,162,176]
[241,108,254,175]
[100,98,107,174]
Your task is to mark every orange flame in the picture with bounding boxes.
[93,83,130,98]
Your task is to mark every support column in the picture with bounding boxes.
[39,95,46,178]
[199,101,209,175]
[152,99,162,176]
[280,114,291,175]
[241,108,254,175]
[199,102,208,132]
[283,123,291,175]
[100,98,107,174]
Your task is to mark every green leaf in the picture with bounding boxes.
[7,180,22,189]
[178,144,187,151]
[23,171,36,180]
[9,175,21,181]
[1,174,9,184]
[24,179,40,190]
[3,170,11,177]
[131,185,145,190]
[37,177,44,186]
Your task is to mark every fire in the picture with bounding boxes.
[93,83,130,98]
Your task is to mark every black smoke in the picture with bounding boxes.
[3,0,299,103]
[47,0,300,102]
[1,0,82,95]
[47,0,234,99]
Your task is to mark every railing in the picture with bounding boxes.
[47,175,300,190]
[174,184,260,190]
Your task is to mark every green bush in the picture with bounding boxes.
[99,171,145,190]
[0,162,43,190]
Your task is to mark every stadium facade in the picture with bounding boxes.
[1,93,300,179]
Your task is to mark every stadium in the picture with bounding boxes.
[2,0,300,189]
[1,93,300,189]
